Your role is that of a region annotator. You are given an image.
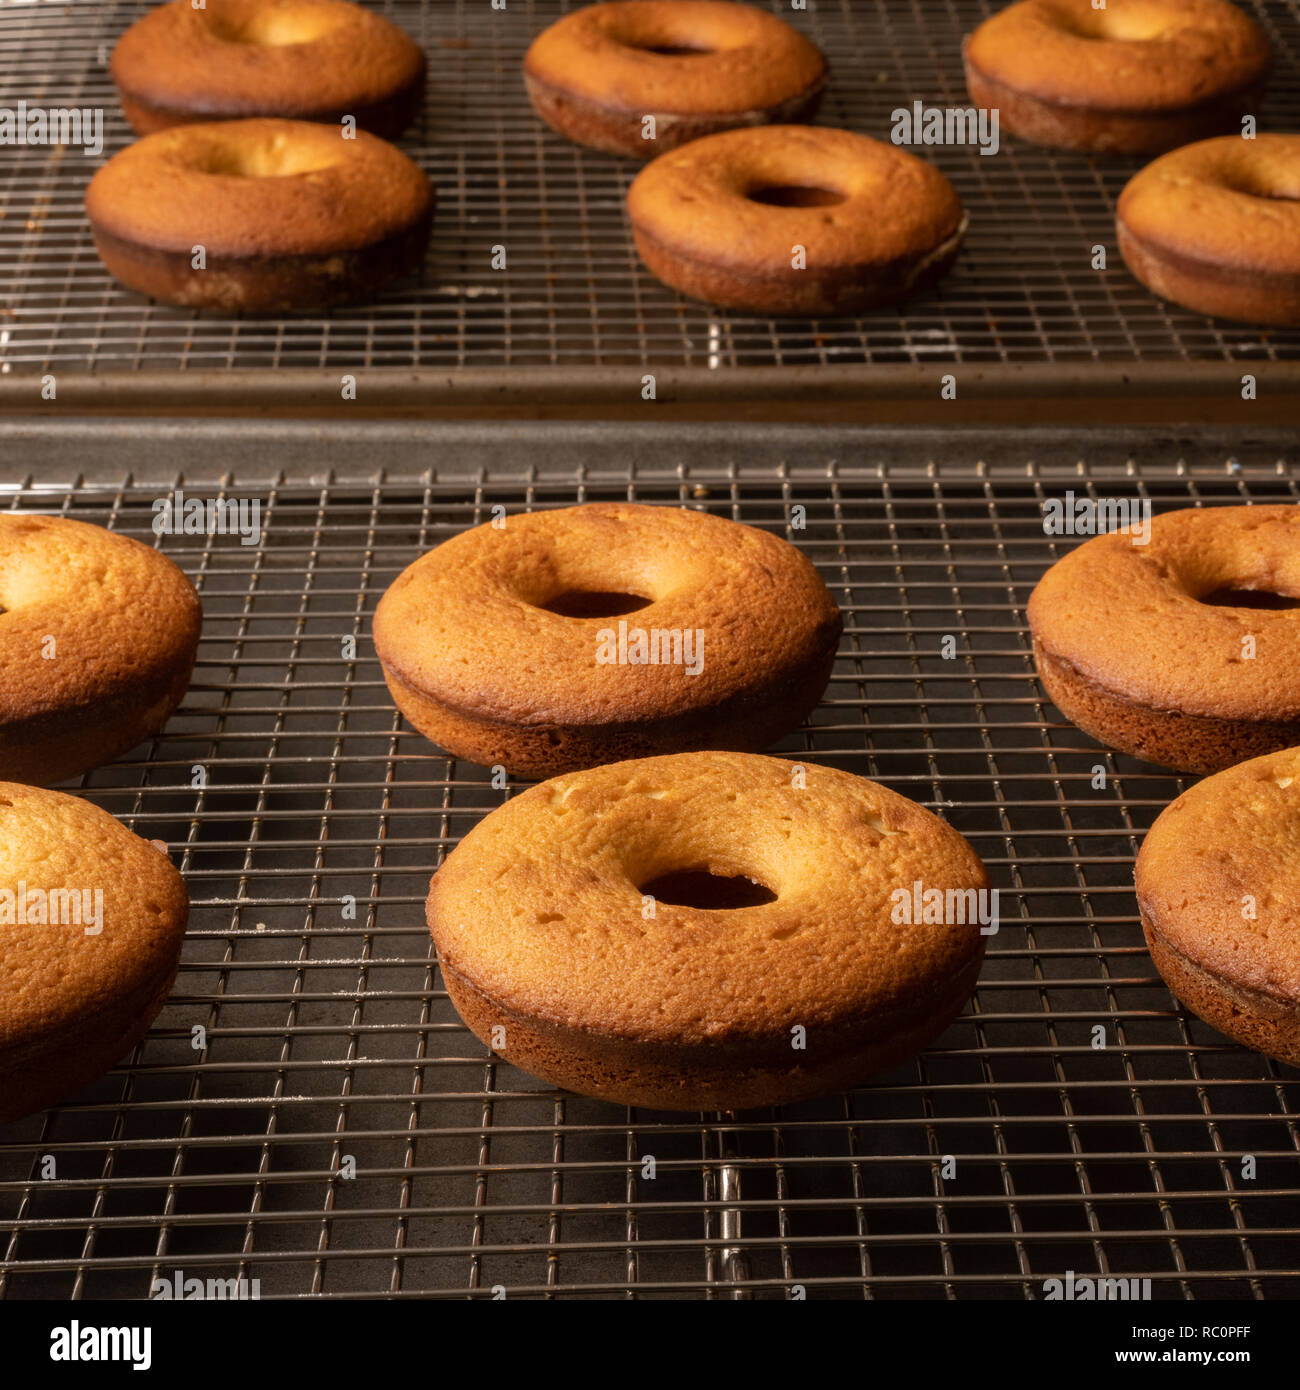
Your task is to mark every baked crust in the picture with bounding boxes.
[1136,747,1300,1066]
[523,0,827,158]
[111,0,426,139]
[85,119,434,311]
[1028,505,1300,771]
[373,502,842,777]
[1117,135,1300,326]
[0,515,201,786]
[626,125,966,316]
[1032,640,1300,774]
[428,752,990,1110]
[0,783,189,1123]
[962,0,1270,153]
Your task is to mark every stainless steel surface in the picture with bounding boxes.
[1,0,1298,390]
[0,426,1297,1299]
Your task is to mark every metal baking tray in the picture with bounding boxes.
[1,0,1298,415]
[0,422,1296,1299]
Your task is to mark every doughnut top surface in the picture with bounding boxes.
[1137,746,1300,1002]
[0,782,188,1048]
[0,515,201,728]
[965,0,1271,112]
[85,119,434,259]
[372,502,841,726]
[1118,134,1300,279]
[524,0,826,116]
[428,752,990,1042]
[111,0,425,121]
[1028,505,1300,721]
[627,125,966,277]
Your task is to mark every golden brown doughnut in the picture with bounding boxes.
[626,125,967,315]
[1136,746,1300,1066]
[1029,505,1300,773]
[0,783,189,1124]
[1117,134,1300,326]
[111,0,426,139]
[373,503,842,779]
[428,752,992,1110]
[0,515,201,786]
[963,0,1271,154]
[524,0,826,159]
[85,118,434,311]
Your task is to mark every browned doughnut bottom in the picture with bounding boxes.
[112,0,426,139]
[1033,639,1300,774]
[383,647,836,783]
[961,0,1271,155]
[442,952,983,1111]
[523,66,823,160]
[524,0,827,159]
[1141,911,1300,1068]
[1117,135,1300,327]
[964,54,1265,156]
[90,216,433,315]
[118,82,425,145]
[85,119,434,312]
[627,125,967,316]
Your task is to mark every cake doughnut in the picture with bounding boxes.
[0,783,188,1124]
[0,515,201,786]
[626,126,967,316]
[1117,135,1300,326]
[1028,505,1300,774]
[85,119,434,312]
[1136,747,1300,1066]
[111,0,426,140]
[428,752,992,1111]
[373,503,842,779]
[524,0,826,159]
[963,0,1271,155]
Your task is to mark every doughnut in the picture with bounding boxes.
[85,119,435,312]
[1136,747,1300,1066]
[0,516,201,786]
[374,503,842,779]
[963,0,1271,155]
[1028,505,1300,774]
[523,0,826,159]
[111,0,426,140]
[1117,134,1300,326]
[626,126,967,316]
[0,783,188,1124]
[428,752,992,1110]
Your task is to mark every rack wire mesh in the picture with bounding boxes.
[0,431,1297,1299]
[1,0,1299,380]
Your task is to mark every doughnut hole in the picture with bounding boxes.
[1045,5,1176,43]
[177,132,341,178]
[205,4,350,47]
[624,41,716,55]
[640,868,777,909]
[540,590,654,619]
[746,184,847,209]
[1198,586,1300,612]
[1218,168,1300,203]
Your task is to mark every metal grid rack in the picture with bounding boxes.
[0,426,1297,1299]
[1,0,1299,383]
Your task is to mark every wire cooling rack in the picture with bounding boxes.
[0,425,1297,1299]
[0,0,1299,386]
